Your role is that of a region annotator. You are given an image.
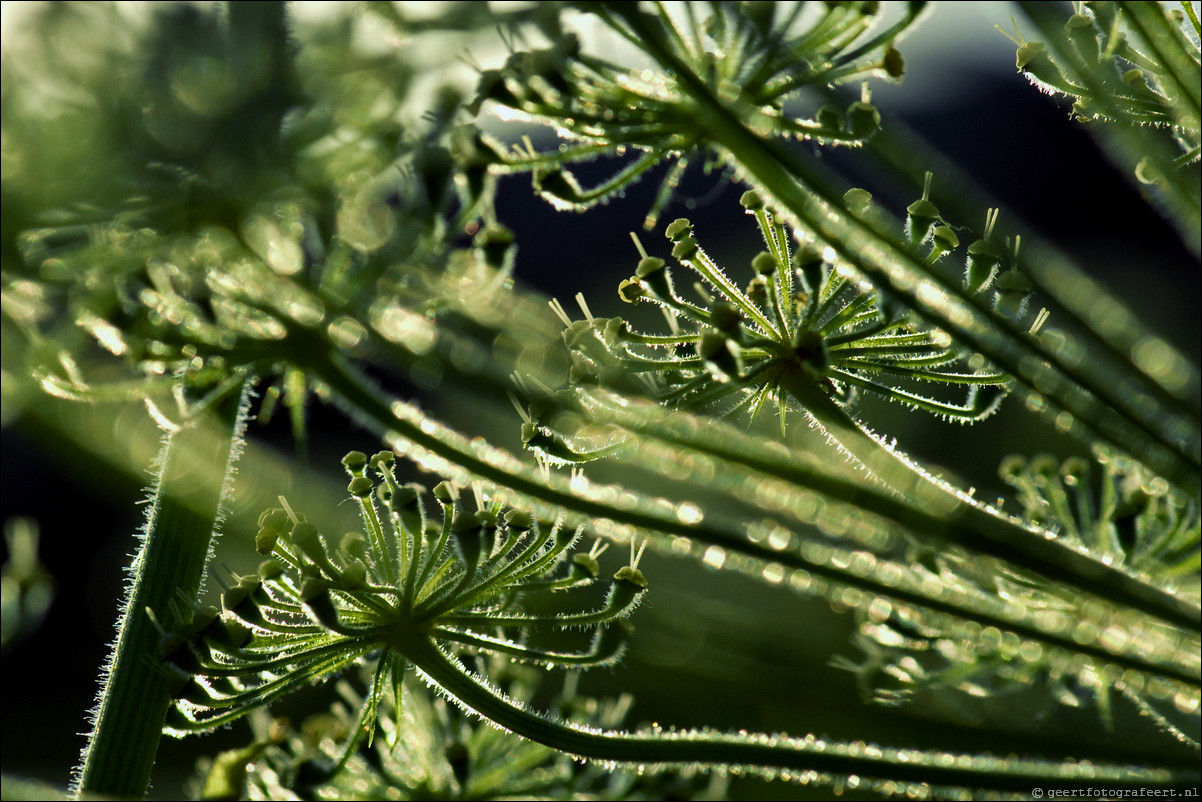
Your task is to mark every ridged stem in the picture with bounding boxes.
[72,382,249,798]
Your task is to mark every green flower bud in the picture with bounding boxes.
[697,331,741,381]
[339,559,368,589]
[965,239,1004,294]
[995,270,1031,294]
[797,248,825,296]
[572,551,601,578]
[746,275,769,307]
[671,236,699,261]
[347,476,375,499]
[751,251,778,276]
[845,101,880,139]
[843,188,873,215]
[710,302,741,332]
[614,565,648,588]
[632,257,662,280]
[370,450,396,472]
[994,291,1029,321]
[994,271,1031,321]
[341,451,368,475]
[815,104,844,135]
[340,532,368,559]
[883,47,905,79]
[290,521,324,561]
[927,225,960,262]
[1063,13,1100,65]
[740,189,765,211]
[634,256,672,298]
[618,277,645,303]
[665,218,693,241]
[932,225,959,251]
[453,521,484,574]
[433,480,459,504]
[257,508,289,531]
[504,509,532,530]
[391,484,421,509]
[1017,40,1073,95]
[255,527,279,556]
[906,198,941,246]
[206,615,252,650]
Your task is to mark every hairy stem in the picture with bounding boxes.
[73,382,249,798]
[402,631,1201,793]
[776,369,1201,630]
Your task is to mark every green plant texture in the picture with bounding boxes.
[1,1,1199,800]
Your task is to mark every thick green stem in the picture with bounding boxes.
[73,383,249,798]
[401,631,1200,792]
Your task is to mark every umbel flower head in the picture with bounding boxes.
[472,1,925,227]
[561,190,1009,432]
[158,451,648,759]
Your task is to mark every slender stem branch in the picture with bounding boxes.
[401,632,1200,792]
[775,369,1201,630]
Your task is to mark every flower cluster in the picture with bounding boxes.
[561,189,1009,431]
[473,1,924,226]
[1002,3,1198,137]
[157,451,648,763]
[1000,449,1200,592]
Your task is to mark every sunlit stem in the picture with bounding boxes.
[355,494,398,587]
[75,380,251,798]
[400,633,1199,792]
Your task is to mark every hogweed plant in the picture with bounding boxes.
[0,1,1199,800]
[163,451,648,740]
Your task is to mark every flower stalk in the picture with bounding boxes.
[73,379,250,798]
